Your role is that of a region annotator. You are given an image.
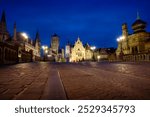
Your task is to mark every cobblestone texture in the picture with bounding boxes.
[0,62,150,100]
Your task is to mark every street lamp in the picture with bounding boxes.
[117,35,125,42]
[117,35,125,50]
[21,32,28,41]
[90,46,96,61]
[117,35,125,60]
[90,46,96,50]
[42,45,48,61]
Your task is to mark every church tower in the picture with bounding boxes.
[35,31,41,57]
[122,23,128,37]
[51,33,59,54]
[121,23,129,54]
[0,10,9,41]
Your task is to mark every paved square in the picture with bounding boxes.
[0,62,150,99]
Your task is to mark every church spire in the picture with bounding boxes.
[1,10,6,23]
[77,36,80,40]
[0,10,7,32]
[137,11,140,20]
[35,31,40,42]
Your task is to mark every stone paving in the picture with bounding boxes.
[0,62,66,100]
[0,62,150,100]
[57,62,150,99]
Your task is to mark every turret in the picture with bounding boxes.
[122,23,128,37]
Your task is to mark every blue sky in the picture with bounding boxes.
[0,0,150,48]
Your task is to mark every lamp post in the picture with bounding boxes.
[117,36,125,60]
[90,46,96,61]
[21,32,28,42]
[42,45,48,61]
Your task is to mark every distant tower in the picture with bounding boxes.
[65,41,71,59]
[121,23,129,54]
[0,10,9,41]
[122,23,128,37]
[13,22,17,41]
[35,31,41,57]
[51,33,59,54]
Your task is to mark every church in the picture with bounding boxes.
[68,37,93,62]
[116,13,150,61]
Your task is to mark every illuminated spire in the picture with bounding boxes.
[35,30,40,42]
[77,36,80,40]
[137,11,140,20]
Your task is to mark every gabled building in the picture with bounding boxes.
[85,43,93,60]
[70,37,93,62]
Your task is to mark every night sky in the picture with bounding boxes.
[0,0,150,48]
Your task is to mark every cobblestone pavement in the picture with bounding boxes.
[0,62,66,100]
[57,62,150,100]
[0,62,150,100]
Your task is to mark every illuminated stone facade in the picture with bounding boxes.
[70,37,93,62]
[15,31,41,61]
[116,14,150,61]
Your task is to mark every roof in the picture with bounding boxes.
[52,33,59,37]
[132,19,147,27]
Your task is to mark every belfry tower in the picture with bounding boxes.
[51,33,59,54]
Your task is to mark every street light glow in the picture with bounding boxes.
[21,32,28,39]
[117,35,125,42]
[45,50,48,54]
[97,55,100,59]
[42,45,48,50]
[90,46,96,50]
[42,45,48,54]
